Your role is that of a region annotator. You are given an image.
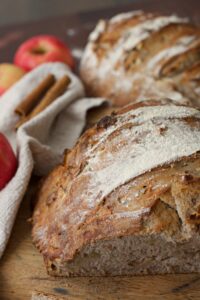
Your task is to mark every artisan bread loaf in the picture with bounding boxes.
[32,99,200,276]
[80,11,200,106]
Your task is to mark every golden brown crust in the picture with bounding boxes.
[80,11,200,106]
[32,100,200,268]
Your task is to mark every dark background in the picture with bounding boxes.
[0,0,136,26]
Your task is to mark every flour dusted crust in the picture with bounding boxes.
[80,11,200,106]
[32,99,200,276]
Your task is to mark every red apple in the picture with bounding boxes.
[0,133,18,190]
[14,35,75,71]
[0,63,25,96]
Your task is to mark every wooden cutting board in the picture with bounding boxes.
[1,1,200,299]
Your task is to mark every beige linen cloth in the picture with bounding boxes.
[0,62,105,258]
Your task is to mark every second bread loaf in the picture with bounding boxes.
[80,11,200,106]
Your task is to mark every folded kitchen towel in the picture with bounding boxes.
[0,62,106,258]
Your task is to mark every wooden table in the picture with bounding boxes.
[1,1,200,299]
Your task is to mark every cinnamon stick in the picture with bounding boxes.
[29,75,71,117]
[15,75,71,129]
[15,74,56,117]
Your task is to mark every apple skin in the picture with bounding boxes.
[0,133,18,190]
[14,35,75,71]
[0,64,25,96]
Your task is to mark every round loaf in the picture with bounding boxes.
[80,11,200,106]
[32,99,200,276]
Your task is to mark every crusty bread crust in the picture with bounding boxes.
[80,11,200,106]
[32,99,200,276]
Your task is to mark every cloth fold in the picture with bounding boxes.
[0,62,106,258]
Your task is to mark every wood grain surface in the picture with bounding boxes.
[1,1,200,299]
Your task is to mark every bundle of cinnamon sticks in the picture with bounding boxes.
[15,74,71,129]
